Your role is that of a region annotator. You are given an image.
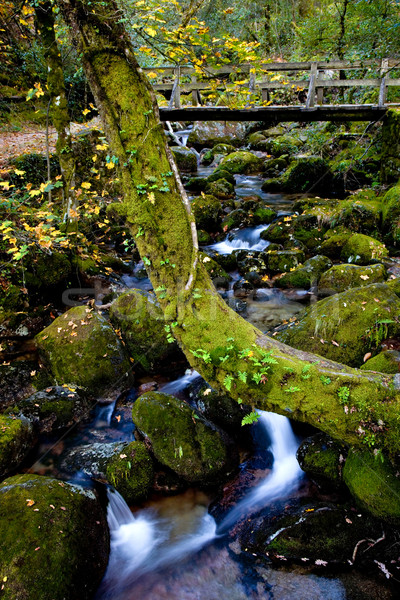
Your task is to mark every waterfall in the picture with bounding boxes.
[217,410,303,533]
[209,224,270,254]
[159,369,202,395]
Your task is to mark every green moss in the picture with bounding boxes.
[171,146,197,172]
[132,392,238,484]
[319,230,353,258]
[297,432,346,484]
[381,108,400,183]
[106,441,154,503]
[381,183,400,245]
[277,283,400,368]
[25,251,72,289]
[205,178,235,199]
[318,263,387,294]
[191,194,222,232]
[266,249,305,275]
[0,474,109,600]
[35,306,132,395]
[219,151,263,174]
[276,255,332,289]
[343,449,400,524]
[360,350,400,374]
[341,233,388,265]
[0,415,35,477]
[207,168,235,185]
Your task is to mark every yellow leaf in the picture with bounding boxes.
[146,27,157,37]
[106,161,115,170]
[81,182,91,189]
[96,144,108,151]
[26,499,35,507]
[82,108,91,116]
[148,191,155,204]
[147,72,158,79]
[14,169,26,175]
[92,155,98,162]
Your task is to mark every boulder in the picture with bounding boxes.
[131,392,238,485]
[201,143,237,165]
[262,157,333,195]
[296,432,346,486]
[109,289,184,374]
[0,474,109,600]
[266,249,305,275]
[35,306,132,399]
[381,182,400,245]
[61,441,126,477]
[219,151,263,175]
[188,121,246,149]
[343,449,400,524]
[0,415,35,478]
[105,440,154,504]
[205,178,235,199]
[277,283,400,367]
[276,255,332,289]
[206,167,235,185]
[318,263,387,295]
[17,386,91,433]
[319,230,353,259]
[341,233,388,265]
[171,146,197,172]
[191,194,222,232]
[360,349,400,374]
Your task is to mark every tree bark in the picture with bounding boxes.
[34,0,76,221]
[57,0,400,460]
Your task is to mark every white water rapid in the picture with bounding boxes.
[209,224,270,254]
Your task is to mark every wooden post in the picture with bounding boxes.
[306,62,318,109]
[379,58,389,107]
[246,70,256,106]
[191,74,201,106]
[317,83,324,105]
[262,88,270,103]
[168,66,181,109]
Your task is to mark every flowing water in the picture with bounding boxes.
[209,224,270,254]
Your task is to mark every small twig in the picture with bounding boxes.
[351,532,385,563]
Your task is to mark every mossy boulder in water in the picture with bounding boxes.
[277,283,400,367]
[132,392,238,485]
[17,386,91,433]
[191,194,222,232]
[318,263,387,295]
[341,233,388,265]
[262,157,333,194]
[276,255,332,289]
[319,230,353,258]
[333,196,382,236]
[343,449,400,524]
[381,182,400,245]
[109,289,184,374]
[35,306,132,398]
[0,415,35,478]
[296,432,346,487]
[188,122,246,149]
[219,151,263,175]
[171,146,197,172]
[105,440,154,504]
[205,178,235,199]
[0,474,109,600]
[206,167,235,185]
[266,249,305,275]
[361,349,400,374]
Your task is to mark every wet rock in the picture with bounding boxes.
[0,361,38,409]
[262,155,289,177]
[191,194,222,232]
[277,283,400,367]
[206,178,235,199]
[105,440,154,503]
[341,233,388,265]
[276,255,332,289]
[264,134,302,157]
[266,249,305,275]
[200,253,231,287]
[171,146,197,172]
[206,167,236,184]
[319,230,353,258]
[260,219,293,244]
[132,392,239,485]
[188,122,246,149]
[195,385,252,436]
[35,306,132,399]
[61,441,126,477]
[185,176,208,192]
[360,349,400,374]
[343,449,400,524]
[318,263,387,295]
[219,151,263,175]
[262,157,333,195]
[17,386,91,433]
[247,131,268,150]
[109,290,184,375]
[201,144,237,165]
[381,182,400,245]
[221,208,247,231]
[297,432,346,487]
[0,415,35,477]
[138,381,159,394]
[0,474,109,600]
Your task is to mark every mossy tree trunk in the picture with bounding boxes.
[57,0,400,460]
[34,0,76,221]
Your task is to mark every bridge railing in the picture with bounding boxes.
[143,58,400,110]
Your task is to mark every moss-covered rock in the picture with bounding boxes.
[360,350,400,374]
[219,151,263,175]
[221,208,247,231]
[195,388,252,436]
[0,415,35,477]
[319,230,353,258]
[105,440,154,503]
[131,392,238,485]
[260,219,293,244]
[381,182,400,245]
[205,178,235,199]
[264,134,302,157]
[17,386,91,433]
[262,155,289,177]
[263,157,333,195]
[35,306,131,397]
[276,255,332,289]
[277,283,400,367]
[296,432,346,486]
[206,167,235,185]
[332,196,382,237]
[249,206,277,226]
[247,131,267,150]
[318,263,387,295]
[191,193,222,232]
[109,289,183,374]
[381,107,400,183]
[25,251,72,289]
[188,122,246,149]
[341,233,389,265]
[343,449,400,524]
[200,252,231,286]
[171,146,197,172]
[0,474,109,600]
[266,249,305,275]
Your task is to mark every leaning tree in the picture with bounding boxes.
[55,0,400,469]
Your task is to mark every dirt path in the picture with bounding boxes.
[0,118,102,170]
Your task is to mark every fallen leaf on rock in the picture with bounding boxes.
[363,352,372,362]
[360,275,369,280]
[331,340,340,347]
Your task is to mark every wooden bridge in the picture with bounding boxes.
[143,58,400,122]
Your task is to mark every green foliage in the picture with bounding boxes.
[337,386,350,404]
[241,411,260,426]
